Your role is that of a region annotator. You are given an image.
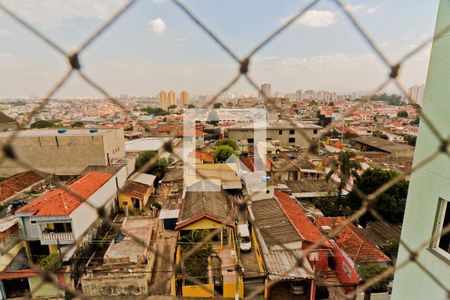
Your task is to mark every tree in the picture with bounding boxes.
[188,104,195,109]
[343,132,358,140]
[410,116,420,126]
[326,151,361,207]
[71,121,84,128]
[215,145,235,163]
[309,100,318,106]
[213,102,222,109]
[381,239,400,260]
[328,101,334,106]
[30,119,59,128]
[206,109,219,126]
[359,263,393,294]
[397,110,408,118]
[345,168,409,225]
[168,104,177,110]
[402,134,417,146]
[148,158,169,180]
[372,130,389,140]
[39,253,62,272]
[141,106,169,116]
[135,151,157,171]
[216,138,238,150]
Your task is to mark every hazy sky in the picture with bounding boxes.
[0,0,440,98]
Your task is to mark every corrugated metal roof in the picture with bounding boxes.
[265,249,314,280]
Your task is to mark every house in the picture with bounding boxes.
[118,172,156,211]
[352,136,414,163]
[316,217,390,269]
[172,190,243,299]
[81,217,156,297]
[0,215,26,274]
[15,171,120,263]
[0,171,49,208]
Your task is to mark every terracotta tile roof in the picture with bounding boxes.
[17,172,112,217]
[176,128,206,137]
[189,151,214,162]
[316,217,390,264]
[274,191,328,246]
[156,125,180,132]
[120,181,150,199]
[0,171,46,202]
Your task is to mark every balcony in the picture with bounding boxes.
[40,232,75,245]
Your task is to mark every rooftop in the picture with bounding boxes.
[0,171,46,202]
[0,128,119,138]
[17,172,112,217]
[353,136,414,154]
[316,217,390,264]
[176,191,231,229]
[125,137,171,152]
[120,181,150,199]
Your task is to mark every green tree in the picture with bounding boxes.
[141,106,169,116]
[30,119,60,128]
[135,151,157,171]
[216,138,238,150]
[343,132,358,140]
[329,101,334,106]
[213,102,222,109]
[372,130,389,140]
[359,263,393,294]
[397,110,408,118]
[71,121,84,128]
[148,158,169,180]
[381,239,400,260]
[39,253,62,272]
[409,116,420,126]
[326,151,361,207]
[187,104,195,108]
[168,104,177,110]
[215,145,236,163]
[345,168,409,225]
[402,134,417,146]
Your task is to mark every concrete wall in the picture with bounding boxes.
[227,128,318,149]
[28,273,71,299]
[81,274,148,297]
[0,129,125,176]
[182,283,215,298]
[392,1,450,299]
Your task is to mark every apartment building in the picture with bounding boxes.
[0,128,126,177]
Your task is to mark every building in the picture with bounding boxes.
[118,172,156,212]
[0,112,17,132]
[172,190,243,298]
[0,128,126,177]
[180,90,189,107]
[260,83,271,99]
[352,135,415,163]
[81,217,156,297]
[168,91,176,107]
[392,3,450,299]
[408,84,425,106]
[15,170,126,263]
[226,121,321,150]
[159,91,168,111]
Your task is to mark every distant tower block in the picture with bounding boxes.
[180,90,189,107]
[168,91,176,107]
[159,91,168,111]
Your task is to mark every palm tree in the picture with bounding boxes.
[326,150,361,206]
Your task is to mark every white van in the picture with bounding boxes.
[238,224,252,253]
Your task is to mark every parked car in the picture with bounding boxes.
[7,199,27,214]
[238,223,252,253]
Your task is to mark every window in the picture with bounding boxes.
[431,198,450,259]
[279,130,283,135]
[247,138,254,143]
[266,138,272,141]
[313,129,318,134]
[289,130,295,135]
[289,138,296,143]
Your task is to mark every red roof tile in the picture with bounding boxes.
[0,171,45,202]
[274,191,327,245]
[316,217,390,263]
[189,151,214,162]
[17,172,112,217]
[120,182,150,199]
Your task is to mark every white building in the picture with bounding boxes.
[408,84,425,106]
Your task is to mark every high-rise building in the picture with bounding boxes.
[159,91,168,111]
[408,84,425,106]
[180,90,189,107]
[168,91,176,107]
[296,90,302,101]
[260,83,272,99]
[392,3,450,299]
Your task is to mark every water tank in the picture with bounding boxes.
[57,128,67,134]
[89,128,98,133]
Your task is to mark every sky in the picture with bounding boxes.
[0,0,441,98]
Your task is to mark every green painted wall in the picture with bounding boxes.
[392,1,450,299]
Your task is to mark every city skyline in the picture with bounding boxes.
[0,0,439,98]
